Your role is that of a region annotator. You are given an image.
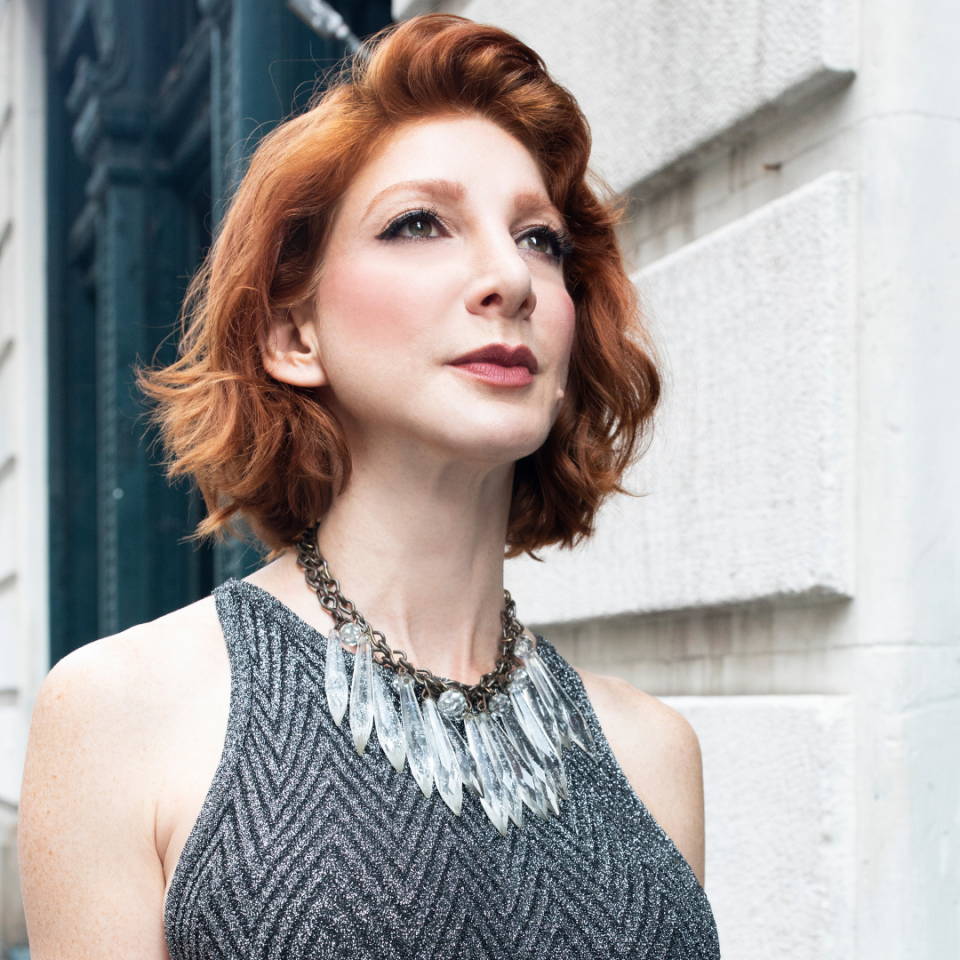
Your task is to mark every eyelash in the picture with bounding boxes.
[518,224,576,261]
[378,207,445,240]
[378,208,575,261]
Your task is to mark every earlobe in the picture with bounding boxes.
[261,303,328,388]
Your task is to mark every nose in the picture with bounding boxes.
[463,233,537,322]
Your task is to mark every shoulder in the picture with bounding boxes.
[25,596,229,810]
[34,596,226,733]
[577,670,701,772]
[19,598,229,955]
[576,668,705,884]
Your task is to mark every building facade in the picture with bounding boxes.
[1,0,959,955]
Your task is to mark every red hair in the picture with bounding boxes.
[140,14,660,556]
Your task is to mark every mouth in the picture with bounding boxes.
[448,343,539,388]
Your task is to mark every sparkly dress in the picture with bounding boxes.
[164,579,720,959]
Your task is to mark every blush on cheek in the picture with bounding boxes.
[545,288,576,377]
[319,254,452,348]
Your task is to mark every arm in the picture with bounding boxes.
[18,636,171,960]
[578,671,705,885]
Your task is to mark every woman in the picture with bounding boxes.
[19,14,719,960]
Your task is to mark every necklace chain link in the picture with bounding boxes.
[295,525,525,710]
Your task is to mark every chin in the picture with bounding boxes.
[436,416,552,465]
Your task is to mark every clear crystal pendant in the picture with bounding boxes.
[422,698,463,815]
[489,694,549,820]
[509,671,567,802]
[504,705,562,815]
[503,727,549,821]
[509,670,559,759]
[372,666,405,772]
[527,680,564,755]
[399,675,435,798]
[479,713,524,828]
[517,642,597,759]
[540,658,597,758]
[349,638,375,755]
[465,713,508,835]
[324,628,349,727]
[438,690,483,796]
[523,654,572,748]
[445,718,483,796]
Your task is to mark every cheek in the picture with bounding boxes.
[540,287,576,378]
[317,251,454,354]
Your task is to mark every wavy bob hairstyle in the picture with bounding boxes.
[141,13,660,556]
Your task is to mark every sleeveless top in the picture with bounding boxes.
[164,579,720,960]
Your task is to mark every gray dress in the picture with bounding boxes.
[164,579,720,959]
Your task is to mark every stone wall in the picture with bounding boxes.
[0,0,46,952]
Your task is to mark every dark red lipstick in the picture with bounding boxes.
[449,343,539,387]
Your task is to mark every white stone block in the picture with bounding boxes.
[0,237,14,345]
[0,121,13,243]
[409,0,856,194]
[0,1,12,114]
[0,705,25,806]
[506,172,856,623]
[0,473,13,585]
[0,354,12,468]
[0,587,15,689]
[664,695,855,960]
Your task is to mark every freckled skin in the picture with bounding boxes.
[17,116,704,960]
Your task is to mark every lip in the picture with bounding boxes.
[448,343,539,388]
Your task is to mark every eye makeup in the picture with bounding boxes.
[377,207,446,241]
[516,224,575,261]
[378,208,574,262]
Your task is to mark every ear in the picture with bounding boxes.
[260,299,329,387]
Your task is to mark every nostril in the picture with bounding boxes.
[481,293,500,307]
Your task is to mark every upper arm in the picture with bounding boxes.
[18,638,171,960]
[578,671,705,885]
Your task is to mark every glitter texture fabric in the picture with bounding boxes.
[164,579,720,959]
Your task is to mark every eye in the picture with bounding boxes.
[516,226,574,261]
[397,215,439,239]
[379,209,443,240]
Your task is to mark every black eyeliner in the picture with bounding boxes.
[518,224,575,260]
[377,207,443,240]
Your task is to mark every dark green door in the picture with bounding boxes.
[46,0,390,663]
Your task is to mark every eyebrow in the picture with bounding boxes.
[365,179,467,216]
[511,189,563,224]
[363,179,562,225]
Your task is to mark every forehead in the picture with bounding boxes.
[346,114,553,209]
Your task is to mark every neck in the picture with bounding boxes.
[293,441,514,686]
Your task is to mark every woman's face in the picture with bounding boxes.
[296,114,576,468]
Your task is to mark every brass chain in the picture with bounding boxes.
[295,524,525,709]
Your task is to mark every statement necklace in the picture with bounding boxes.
[296,525,597,834]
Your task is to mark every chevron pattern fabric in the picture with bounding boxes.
[164,579,720,960]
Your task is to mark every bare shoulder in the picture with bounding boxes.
[33,596,226,735]
[20,598,229,958]
[23,595,229,831]
[576,669,705,885]
[576,670,701,771]
[23,594,230,830]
